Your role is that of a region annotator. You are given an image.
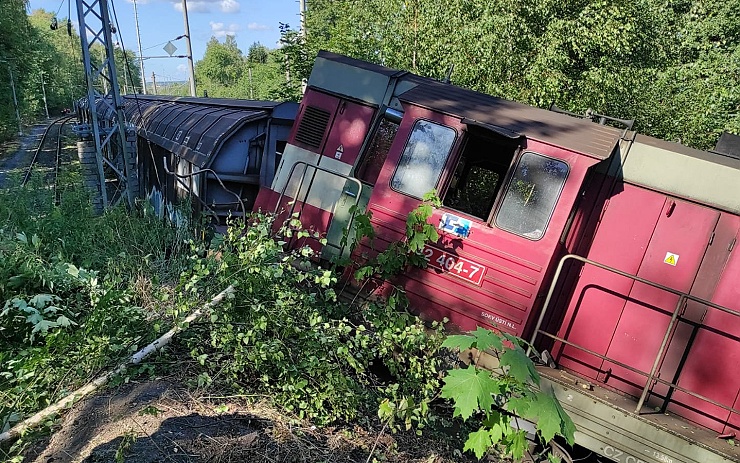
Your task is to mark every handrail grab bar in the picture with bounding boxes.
[530,253,740,415]
[274,160,364,255]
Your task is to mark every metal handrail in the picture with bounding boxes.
[274,160,364,256]
[530,253,740,416]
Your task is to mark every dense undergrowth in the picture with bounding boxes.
[1,169,575,462]
[0,172,192,459]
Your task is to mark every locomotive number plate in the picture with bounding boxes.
[422,245,486,286]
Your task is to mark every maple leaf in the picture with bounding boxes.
[442,334,476,351]
[499,345,540,384]
[441,366,500,419]
[554,393,577,445]
[504,429,528,461]
[471,327,503,351]
[505,391,535,418]
[532,392,562,443]
[463,427,493,459]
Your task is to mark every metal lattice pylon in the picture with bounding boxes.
[75,0,137,209]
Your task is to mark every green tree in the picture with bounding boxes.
[0,0,34,139]
[195,36,246,94]
[301,0,740,150]
[28,9,87,114]
[247,42,269,64]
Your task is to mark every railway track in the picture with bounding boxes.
[20,116,76,204]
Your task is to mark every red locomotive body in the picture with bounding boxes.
[254,51,740,463]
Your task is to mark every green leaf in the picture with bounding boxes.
[29,294,54,309]
[482,410,506,443]
[463,427,493,459]
[67,263,79,277]
[56,315,76,328]
[506,392,535,418]
[441,334,476,351]
[532,392,562,443]
[554,394,577,445]
[441,366,499,419]
[378,398,395,421]
[506,429,528,461]
[31,319,58,335]
[500,345,540,384]
[472,327,503,351]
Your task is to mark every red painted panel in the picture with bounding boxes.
[254,186,280,214]
[556,184,665,379]
[671,222,740,433]
[602,199,719,396]
[289,90,340,153]
[667,330,738,432]
[320,101,375,167]
[361,102,600,337]
[253,187,333,249]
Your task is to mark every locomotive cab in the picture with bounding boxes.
[254,51,624,339]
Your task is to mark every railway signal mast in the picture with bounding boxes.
[75,0,137,210]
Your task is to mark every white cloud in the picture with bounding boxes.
[174,1,212,13]
[247,22,269,31]
[220,0,240,13]
[171,0,240,14]
[209,21,240,38]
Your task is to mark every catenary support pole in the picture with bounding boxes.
[181,0,196,97]
[132,0,147,94]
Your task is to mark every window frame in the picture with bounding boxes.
[439,136,521,223]
[493,151,570,241]
[389,118,458,200]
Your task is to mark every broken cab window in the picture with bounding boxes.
[391,120,456,198]
[356,118,399,186]
[495,152,569,240]
[443,132,517,220]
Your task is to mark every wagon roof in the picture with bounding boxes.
[397,78,623,160]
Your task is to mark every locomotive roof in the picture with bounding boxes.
[623,134,740,214]
[397,79,623,161]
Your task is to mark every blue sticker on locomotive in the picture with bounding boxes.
[439,213,471,238]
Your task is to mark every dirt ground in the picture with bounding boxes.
[22,379,469,463]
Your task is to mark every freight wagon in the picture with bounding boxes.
[93,94,297,223]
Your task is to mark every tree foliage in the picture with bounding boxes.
[442,328,576,460]
[298,0,740,150]
[0,6,141,142]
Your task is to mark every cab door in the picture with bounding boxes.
[363,104,608,336]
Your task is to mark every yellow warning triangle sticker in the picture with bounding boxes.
[664,252,679,266]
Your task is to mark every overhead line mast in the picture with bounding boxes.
[75,0,137,210]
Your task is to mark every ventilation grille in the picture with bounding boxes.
[295,106,331,149]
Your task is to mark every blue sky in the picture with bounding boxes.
[28,0,302,84]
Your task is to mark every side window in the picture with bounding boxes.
[495,152,569,240]
[391,120,456,198]
[443,133,518,220]
[356,118,399,186]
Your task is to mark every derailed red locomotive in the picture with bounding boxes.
[255,51,740,463]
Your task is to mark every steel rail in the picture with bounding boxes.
[22,116,75,189]
[53,117,73,205]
